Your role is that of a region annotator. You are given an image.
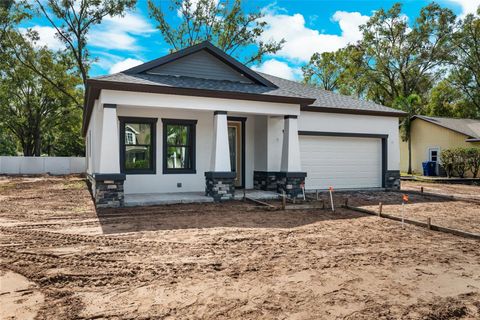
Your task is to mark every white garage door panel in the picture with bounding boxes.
[300,136,382,189]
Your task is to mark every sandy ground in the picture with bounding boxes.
[329,186,480,234]
[1,176,480,319]
[402,180,480,199]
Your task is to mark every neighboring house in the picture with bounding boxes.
[400,115,480,175]
[83,41,405,208]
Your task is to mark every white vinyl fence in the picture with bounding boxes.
[0,156,86,175]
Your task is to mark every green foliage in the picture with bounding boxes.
[448,9,480,118]
[440,147,480,178]
[126,159,149,169]
[466,148,480,178]
[357,3,455,107]
[33,0,137,87]
[439,149,456,178]
[426,80,477,118]
[0,124,17,155]
[0,36,84,156]
[301,2,480,120]
[147,0,284,65]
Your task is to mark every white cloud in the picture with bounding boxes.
[252,59,301,80]
[446,0,480,17]
[259,9,369,62]
[89,12,155,51]
[19,25,64,50]
[109,58,143,74]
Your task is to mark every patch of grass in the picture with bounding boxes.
[62,180,87,190]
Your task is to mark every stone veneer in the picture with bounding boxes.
[254,171,307,198]
[87,173,126,208]
[253,171,279,191]
[205,172,236,201]
[385,170,401,190]
[276,172,307,199]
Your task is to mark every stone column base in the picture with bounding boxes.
[87,173,126,208]
[205,172,236,201]
[276,172,307,199]
[253,171,279,191]
[385,170,400,190]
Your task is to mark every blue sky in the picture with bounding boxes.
[21,0,479,80]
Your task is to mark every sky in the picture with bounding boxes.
[20,0,480,80]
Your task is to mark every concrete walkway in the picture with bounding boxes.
[125,190,278,207]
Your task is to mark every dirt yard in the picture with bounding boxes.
[334,186,480,235]
[1,176,479,319]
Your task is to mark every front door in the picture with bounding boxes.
[228,120,243,188]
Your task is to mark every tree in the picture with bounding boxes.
[449,8,480,119]
[357,3,455,107]
[33,0,137,89]
[0,123,17,156]
[148,0,284,65]
[302,51,344,91]
[426,80,477,118]
[302,45,369,97]
[394,94,423,174]
[0,41,83,156]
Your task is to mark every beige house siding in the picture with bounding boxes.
[400,119,479,175]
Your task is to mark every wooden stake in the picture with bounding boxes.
[378,202,383,217]
[427,217,431,230]
[421,186,424,194]
[329,187,335,212]
[316,190,319,201]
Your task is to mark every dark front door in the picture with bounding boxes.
[228,120,243,188]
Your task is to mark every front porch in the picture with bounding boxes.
[124,189,279,207]
[88,95,307,208]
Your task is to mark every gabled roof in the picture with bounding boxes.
[412,115,480,140]
[82,41,406,135]
[123,41,277,88]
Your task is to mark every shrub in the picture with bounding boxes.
[440,147,480,178]
[466,148,480,178]
[440,149,455,177]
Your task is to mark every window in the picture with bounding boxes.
[119,117,157,174]
[429,147,440,162]
[162,119,197,174]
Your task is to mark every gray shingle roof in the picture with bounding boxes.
[414,115,480,139]
[93,72,309,100]
[93,71,404,116]
[257,73,404,115]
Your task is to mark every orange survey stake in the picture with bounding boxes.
[402,194,409,202]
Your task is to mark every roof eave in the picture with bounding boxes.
[82,79,315,136]
[301,105,407,117]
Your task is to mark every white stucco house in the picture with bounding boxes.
[83,41,405,207]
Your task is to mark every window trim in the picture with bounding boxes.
[162,118,197,174]
[119,116,157,175]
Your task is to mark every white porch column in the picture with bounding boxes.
[280,115,302,172]
[98,104,120,173]
[210,111,231,172]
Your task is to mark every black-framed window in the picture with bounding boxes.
[119,117,157,174]
[162,118,197,174]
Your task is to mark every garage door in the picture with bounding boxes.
[299,135,382,189]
